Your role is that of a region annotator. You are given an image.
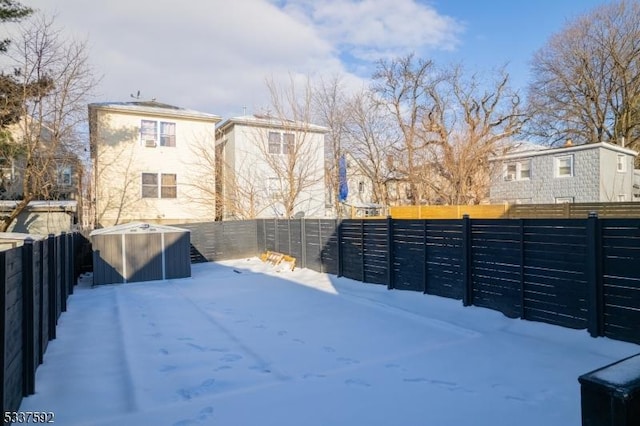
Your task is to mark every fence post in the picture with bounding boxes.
[300,218,306,269]
[21,238,36,396]
[462,214,473,307]
[387,215,394,290]
[47,234,57,339]
[0,250,5,415]
[337,219,343,278]
[360,219,365,283]
[67,233,74,295]
[519,219,526,319]
[586,212,604,337]
[60,232,67,313]
[37,239,45,365]
[423,220,428,294]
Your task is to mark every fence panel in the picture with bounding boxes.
[424,220,464,299]
[391,220,425,292]
[601,219,640,344]
[471,220,522,318]
[522,219,589,329]
[340,220,364,282]
[303,220,323,272]
[2,248,23,415]
[320,219,339,276]
[289,220,304,267]
[363,219,388,285]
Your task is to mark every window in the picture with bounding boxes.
[555,155,573,177]
[160,122,176,147]
[555,196,574,204]
[141,120,176,147]
[141,120,157,146]
[161,174,177,198]
[268,132,295,155]
[268,132,281,154]
[141,173,158,198]
[267,177,280,198]
[282,133,294,155]
[504,160,531,181]
[358,181,365,194]
[141,173,177,198]
[0,158,14,183]
[617,154,626,172]
[57,165,72,186]
[618,194,626,202]
[504,164,516,181]
[520,161,531,179]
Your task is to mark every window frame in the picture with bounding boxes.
[159,121,176,147]
[617,154,626,172]
[268,132,281,154]
[57,165,72,186]
[555,155,574,178]
[141,172,177,199]
[504,160,531,181]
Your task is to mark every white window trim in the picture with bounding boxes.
[140,120,177,147]
[555,155,574,178]
[141,172,177,199]
[503,160,531,181]
[617,154,627,172]
[555,196,574,204]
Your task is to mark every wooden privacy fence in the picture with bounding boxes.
[390,202,640,219]
[256,216,640,346]
[1,232,81,415]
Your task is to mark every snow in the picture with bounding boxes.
[19,258,639,426]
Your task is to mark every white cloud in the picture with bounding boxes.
[275,0,464,60]
[15,0,462,118]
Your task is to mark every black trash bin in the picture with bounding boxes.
[578,353,640,426]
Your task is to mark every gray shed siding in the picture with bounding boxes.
[92,234,124,284]
[490,143,637,204]
[91,225,191,285]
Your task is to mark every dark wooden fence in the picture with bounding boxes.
[1,232,81,415]
[177,221,259,263]
[255,216,640,346]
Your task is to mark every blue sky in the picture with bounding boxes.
[15,0,617,118]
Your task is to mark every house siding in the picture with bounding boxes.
[490,143,637,204]
[217,118,326,219]
[90,104,220,228]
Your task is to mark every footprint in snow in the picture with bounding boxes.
[159,365,177,372]
[177,378,217,400]
[322,346,336,353]
[337,357,359,365]
[159,348,169,355]
[219,353,242,362]
[345,378,371,387]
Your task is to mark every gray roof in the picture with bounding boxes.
[217,114,328,133]
[89,101,221,122]
[491,141,638,162]
[90,221,190,236]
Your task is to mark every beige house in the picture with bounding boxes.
[215,114,326,219]
[89,101,221,228]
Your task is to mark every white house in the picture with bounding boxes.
[89,101,221,228]
[215,114,326,219]
[490,141,638,204]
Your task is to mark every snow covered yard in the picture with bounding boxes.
[19,258,639,426]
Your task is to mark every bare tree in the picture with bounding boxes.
[0,13,97,231]
[371,54,443,204]
[345,89,399,206]
[312,75,351,217]
[253,75,325,218]
[526,0,640,153]
[422,66,525,204]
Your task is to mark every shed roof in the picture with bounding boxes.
[90,222,190,237]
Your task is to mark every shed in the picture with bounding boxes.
[90,222,191,285]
